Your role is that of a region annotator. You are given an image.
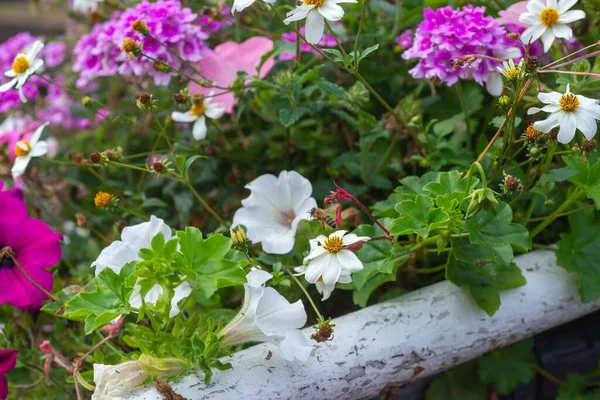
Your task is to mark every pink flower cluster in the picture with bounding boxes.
[280,27,339,61]
[402,5,519,93]
[0,182,62,310]
[73,0,222,89]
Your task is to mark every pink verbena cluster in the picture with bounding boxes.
[73,0,220,90]
[280,27,339,61]
[402,5,519,93]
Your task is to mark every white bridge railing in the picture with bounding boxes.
[131,250,600,400]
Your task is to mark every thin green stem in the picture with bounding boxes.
[530,189,585,238]
[286,269,323,320]
[455,81,472,152]
[528,205,593,222]
[150,109,173,152]
[325,20,348,60]
[184,180,229,229]
[536,366,565,386]
[354,0,369,70]
[408,264,447,274]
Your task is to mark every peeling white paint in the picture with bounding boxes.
[130,250,600,400]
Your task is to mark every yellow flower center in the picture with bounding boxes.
[12,56,29,74]
[190,101,206,117]
[540,8,559,27]
[559,93,579,112]
[322,236,344,253]
[507,68,520,79]
[525,124,542,140]
[305,0,324,6]
[121,38,136,53]
[94,192,112,208]
[15,140,31,157]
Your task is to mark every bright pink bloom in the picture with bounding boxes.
[189,37,275,114]
[395,29,413,49]
[0,349,17,399]
[0,182,62,310]
[497,1,529,27]
[279,27,339,61]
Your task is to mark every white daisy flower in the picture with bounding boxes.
[497,59,522,81]
[232,0,275,14]
[485,47,522,96]
[519,0,585,53]
[527,84,600,143]
[232,170,317,255]
[91,216,191,318]
[72,0,104,13]
[0,40,45,103]
[295,230,369,300]
[219,269,313,361]
[171,96,225,141]
[11,122,49,179]
[283,0,357,45]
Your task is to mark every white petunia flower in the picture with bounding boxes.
[232,170,317,255]
[519,0,585,53]
[0,40,44,103]
[232,0,275,14]
[72,0,104,13]
[219,269,313,361]
[295,230,369,300]
[11,122,49,179]
[171,96,225,141]
[527,84,600,143]
[91,216,191,318]
[92,360,150,400]
[283,0,357,45]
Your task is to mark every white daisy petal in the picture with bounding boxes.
[335,250,364,273]
[575,109,598,139]
[317,0,345,21]
[541,28,556,53]
[171,111,197,123]
[533,114,560,132]
[558,9,585,23]
[283,5,314,23]
[192,116,207,140]
[557,0,578,14]
[547,0,557,9]
[305,10,326,44]
[552,23,573,40]
[520,24,547,46]
[527,0,546,13]
[538,91,562,105]
[520,12,541,25]
[557,112,577,143]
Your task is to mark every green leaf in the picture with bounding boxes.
[564,154,600,209]
[557,209,600,302]
[557,373,600,400]
[467,202,531,265]
[63,264,135,334]
[423,170,478,203]
[279,107,309,127]
[478,338,536,394]
[391,195,432,237]
[176,227,246,298]
[358,44,379,61]
[426,362,487,400]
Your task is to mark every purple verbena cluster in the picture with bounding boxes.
[402,5,518,90]
[73,0,219,90]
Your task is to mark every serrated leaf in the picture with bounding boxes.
[423,170,478,203]
[478,338,536,394]
[557,373,600,400]
[391,195,432,237]
[279,107,309,127]
[563,154,600,208]
[557,209,600,302]
[175,227,246,298]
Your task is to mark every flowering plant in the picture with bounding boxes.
[1,0,600,398]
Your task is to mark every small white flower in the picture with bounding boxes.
[171,96,225,141]
[92,360,150,400]
[295,230,369,300]
[497,59,522,81]
[11,122,49,179]
[232,0,275,14]
[91,216,191,318]
[527,84,600,143]
[232,170,317,254]
[0,40,45,103]
[519,0,585,53]
[72,0,104,13]
[283,0,357,45]
[485,47,522,96]
[220,269,313,361]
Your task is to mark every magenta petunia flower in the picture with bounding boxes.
[402,5,521,96]
[0,183,62,310]
[0,349,18,399]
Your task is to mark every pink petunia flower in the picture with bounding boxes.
[0,349,18,399]
[0,182,62,310]
[189,37,275,114]
[497,1,529,27]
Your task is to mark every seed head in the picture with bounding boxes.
[121,38,141,57]
[172,92,189,105]
[502,171,523,194]
[311,319,335,343]
[90,151,102,164]
[94,192,117,209]
[131,20,149,36]
[582,139,597,153]
[137,92,154,109]
[152,162,165,173]
[525,123,542,141]
[525,56,541,72]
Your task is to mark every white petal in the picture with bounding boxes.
[321,253,342,285]
[527,0,546,13]
[533,114,560,132]
[26,40,44,61]
[4,70,16,78]
[0,77,18,92]
[304,253,329,283]
[341,233,370,246]
[278,329,313,361]
[558,9,585,23]
[283,5,314,24]
[581,103,600,120]
[557,112,577,143]
[29,141,48,157]
[304,245,329,261]
[246,269,273,288]
[574,109,598,140]
[91,240,138,276]
[18,86,27,103]
[486,72,504,97]
[538,91,562,105]
[121,216,173,252]
[576,95,599,107]
[11,156,31,179]
[335,249,364,273]
[171,111,197,123]
[552,24,573,40]
[541,29,556,53]
[557,0,577,13]
[232,0,255,13]
[30,122,49,145]
[520,12,541,25]
[255,288,307,335]
[28,59,44,75]
[204,103,225,120]
[547,0,557,9]
[520,24,546,45]
[504,47,522,60]
[329,230,347,240]
[305,10,325,45]
[170,281,192,317]
[192,116,207,140]
[318,0,344,21]
[315,280,336,300]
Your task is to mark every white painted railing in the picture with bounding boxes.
[130,250,600,400]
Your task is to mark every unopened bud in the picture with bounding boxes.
[137,92,154,109]
[582,139,597,153]
[498,95,511,107]
[131,20,149,36]
[138,354,187,377]
[506,32,521,41]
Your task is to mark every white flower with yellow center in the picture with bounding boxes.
[283,0,357,45]
[497,59,522,81]
[11,122,49,179]
[0,40,45,103]
[527,84,600,143]
[171,96,225,141]
[295,230,369,300]
[519,0,585,53]
[232,170,317,254]
[219,269,313,361]
[232,0,275,14]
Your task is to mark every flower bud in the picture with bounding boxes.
[131,20,149,36]
[121,38,142,57]
[136,92,154,109]
[138,354,187,377]
[498,95,511,107]
[506,32,520,41]
[524,123,542,141]
[502,170,523,194]
[94,192,119,209]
